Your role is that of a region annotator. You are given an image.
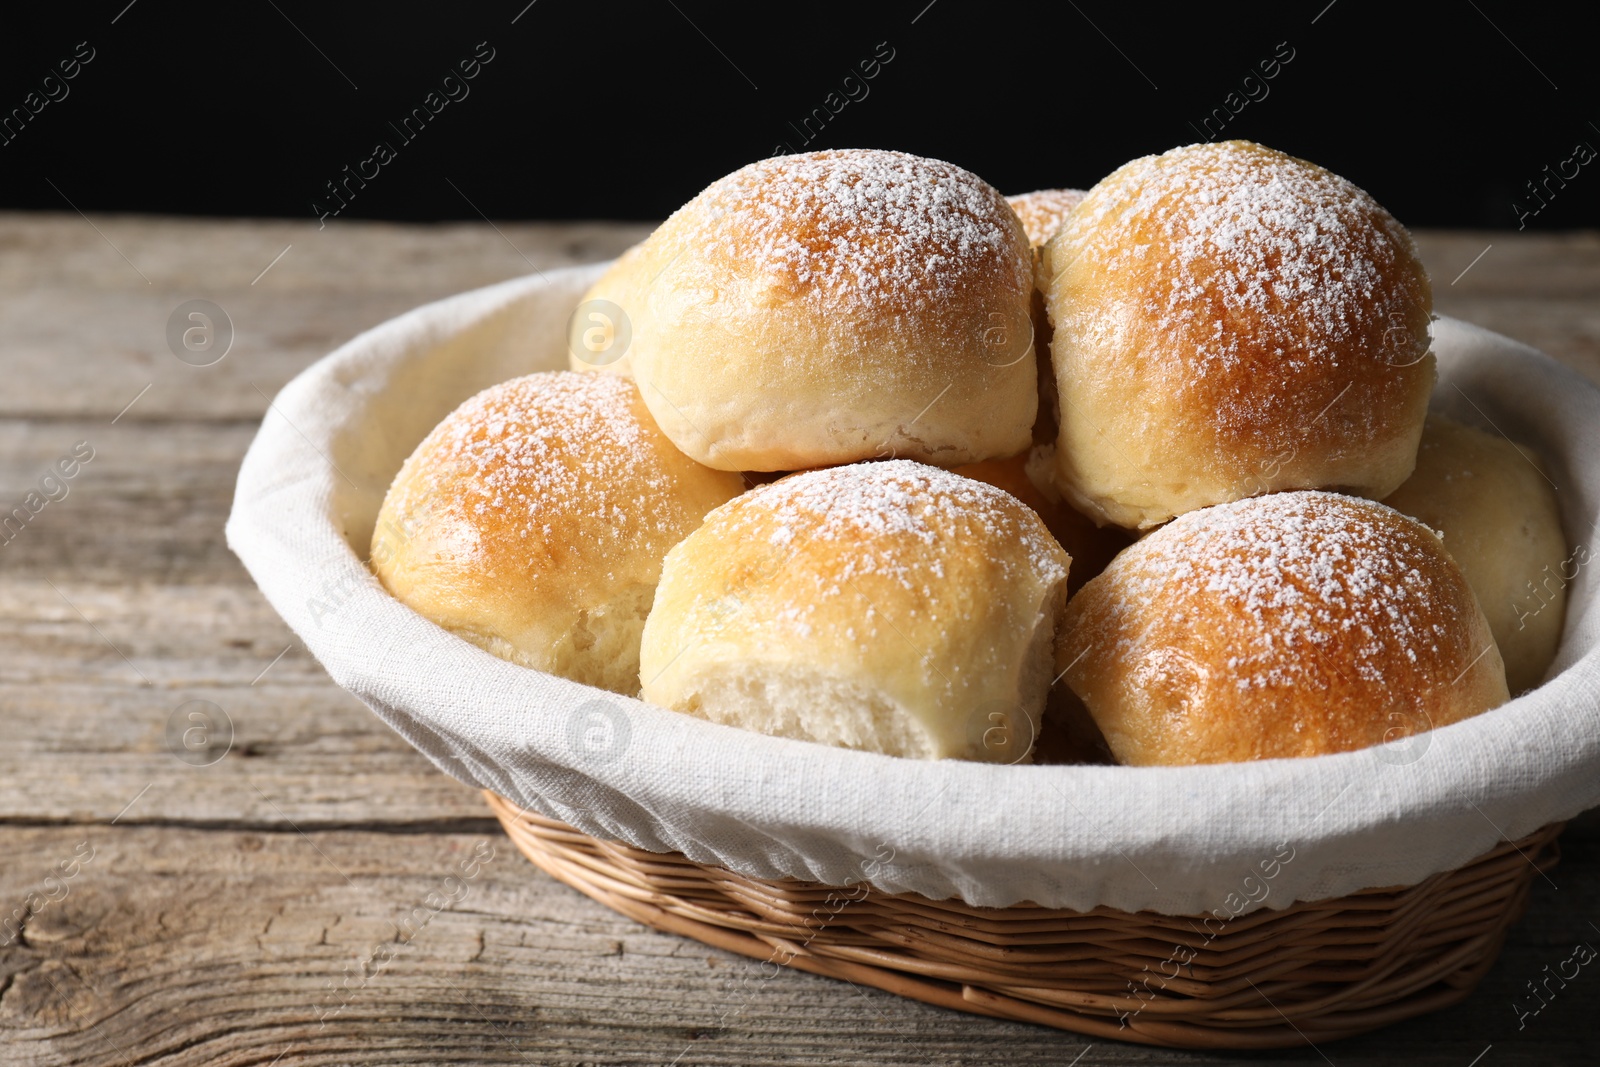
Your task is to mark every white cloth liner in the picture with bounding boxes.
[226,262,1600,915]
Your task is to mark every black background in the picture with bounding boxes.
[1,0,1595,229]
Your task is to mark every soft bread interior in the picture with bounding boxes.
[637,460,1073,762]
[664,592,1056,763]
[675,666,939,760]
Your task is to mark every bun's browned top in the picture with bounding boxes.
[373,372,744,681]
[1007,188,1086,249]
[678,149,1032,320]
[1045,140,1433,489]
[1058,491,1508,765]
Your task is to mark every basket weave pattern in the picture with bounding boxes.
[487,794,1561,1049]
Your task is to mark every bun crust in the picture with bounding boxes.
[624,150,1038,471]
[372,372,745,694]
[567,242,647,376]
[1042,141,1435,529]
[639,459,1072,762]
[1384,415,1569,694]
[1007,188,1087,249]
[1057,491,1507,765]
[953,451,1130,594]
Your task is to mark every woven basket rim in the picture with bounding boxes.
[488,793,1563,1049]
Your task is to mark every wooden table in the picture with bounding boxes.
[2,214,1597,1066]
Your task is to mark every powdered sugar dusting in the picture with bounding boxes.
[1060,141,1429,437]
[721,459,1068,605]
[1007,188,1086,248]
[385,372,699,567]
[683,149,1031,314]
[1113,492,1460,691]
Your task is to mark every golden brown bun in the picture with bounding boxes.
[1006,188,1087,249]
[639,459,1072,762]
[371,372,745,695]
[566,242,647,376]
[1042,141,1435,529]
[1057,491,1508,766]
[623,149,1038,471]
[953,451,1130,595]
[1383,415,1570,694]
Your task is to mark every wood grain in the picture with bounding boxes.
[2,823,1596,1066]
[2,213,1597,1065]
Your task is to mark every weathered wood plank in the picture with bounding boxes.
[0,579,323,688]
[0,420,259,587]
[1,822,1596,1066]
[0,826,1074,1067]
[0,678,492,827]
[1414,231,1600,382]
[0,214,652,423]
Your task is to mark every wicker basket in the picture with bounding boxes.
[486,793,1561,1049]
[228,267,1600,1049]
